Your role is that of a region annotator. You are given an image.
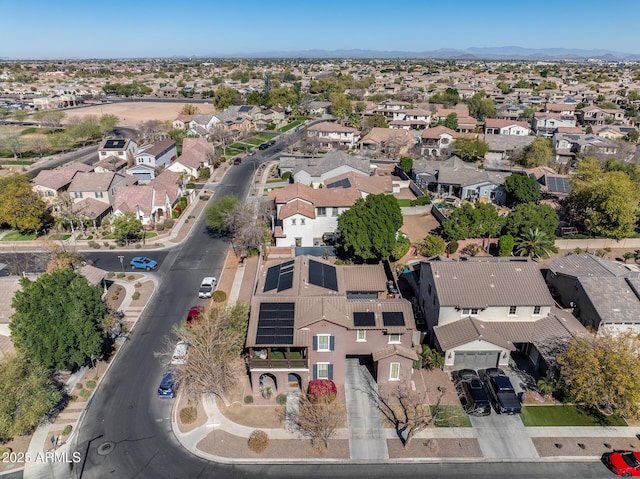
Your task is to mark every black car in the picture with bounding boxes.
[258,142,269,150]
[460,378,492,416]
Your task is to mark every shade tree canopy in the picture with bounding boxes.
[441,203,504,241]
[503,174,541,205]
[502,202,558,239]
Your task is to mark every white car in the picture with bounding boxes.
[198,277,217,298]
[170,341,188,365]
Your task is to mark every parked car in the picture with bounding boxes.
[233,157,242,165]
[186,305,204,328]
[198,277,217,298]
[157,372,176,398]
[604,450,640,476]
[130,256,157,270]
[258,142,268,150]
[480,368,521,414]
[247,149,256,156]
[453,369,491,416]
[267,138,276,146]
[170,341,188,365]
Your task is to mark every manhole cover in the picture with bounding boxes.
[97,441,115,456]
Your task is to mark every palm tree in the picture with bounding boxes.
[514,228,556,260]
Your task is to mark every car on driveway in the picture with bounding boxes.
[198,277,217,298]
[130,256,157,270]
[452,369,491,416]
[479,368,521,414]
[604,450,640,476]
[157,372,176,398]
[186,305,204,328]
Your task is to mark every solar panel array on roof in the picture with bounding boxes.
[326,178,351,189]
[104,139,126,149]
[308,260,338,291]
[545,176,571,194]
[353,312,375,327]
[382,311,405,327]
[263,261,295,293]
[255,302,295,345]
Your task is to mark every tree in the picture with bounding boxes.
[498,234,514,256]
[29,134,50,157]
[67,118,102,147]
[180,104,200,115]
[336,194,403,261]
[293,392,342,451]
[329,92,352,118]
[452,137,489,161]
[557,332,640,417]
[0,130,23,159]
[0,354,62,442]
[502,203,558,239]
[171,303,249,405]
[442,203,504,241]
[212,85,240,110]
[467,93,496,119]
[223,201,272,257]
[626,130,639,143]
[0,174,45,233]
[497,81,511,94]
[399,156,413,174]
[438,113,458,130]
[99,114,119,134]
[10,269,105,370]
[418,234,446,257]
[519,137,554,168]
[33,110,65,131]
[503,174,541,205]
[363,113,387,130]
[111,212,143,245]
[205,195,240,234]
[48,131,74,153]
[514,228,556,260]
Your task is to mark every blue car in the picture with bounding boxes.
[157,372,176,398]
[130,256,157,270]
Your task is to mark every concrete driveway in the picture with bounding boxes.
[471,412,539,459]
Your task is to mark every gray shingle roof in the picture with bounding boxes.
[545,254,631,278]
[424,260,554,308]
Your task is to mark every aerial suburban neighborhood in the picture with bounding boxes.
[1,2,640,478]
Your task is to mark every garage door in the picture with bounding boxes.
[453,351,500,370]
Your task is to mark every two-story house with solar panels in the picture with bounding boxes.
[246,256,418,396]
[97,138,138,163]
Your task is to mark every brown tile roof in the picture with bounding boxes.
[271,182,361,209]
[278,199,316,219]
[434,316,516,351]
[308,122,357,133]
[137,139,176,157]
[71,197,111,218]
[113,185,154,216]
[484,119,531,129]
[420,126,456,139]
[360,127,416,145]
[68,172,123,192]
[424,260,554,309]
[324,172,393,195]
[32,163,93,190]
[176,137,211,169]
[372,344,418,362]
[342,265,387,292]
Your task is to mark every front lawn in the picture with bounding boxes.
[397,199,413,207]
[279,119,307,132]
[432,405,472,427]
[2,231,37,241]
[521,405,627,427]
[254,133,277,142]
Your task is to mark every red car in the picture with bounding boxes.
[604,451,640,477]
[186,306,204,328]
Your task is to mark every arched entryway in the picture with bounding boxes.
[286,373,302,393]
[259,373,277,399]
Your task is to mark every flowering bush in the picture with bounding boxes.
[308,379,337,403]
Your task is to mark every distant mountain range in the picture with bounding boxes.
[210,46,640,61]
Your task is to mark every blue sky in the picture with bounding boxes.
[2,0,638,58]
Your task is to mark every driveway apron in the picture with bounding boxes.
[344,358,389,460]
[470,413,539,459]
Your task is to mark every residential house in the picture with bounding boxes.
[281,151,371,187]
[420,126,456,157]
[578,105,626,126]
[246,256,418,395]
[496,103,527,122]
[388,108,431,130]
[172,114,194,130]
[112,169,185,227]
[167,137,212,179]
[431,104,470,126]
[482,134,536,167]
[532,112,577,137]
[544,103,576,116]
[125,164,156,184]
[188,114,219,137]
[373,100,411,120]
[66,171,127,226]
[591,124,638,141]
[525,166,572,199]
[544,254,640,334]
[418,259,586,373]
[253,108,287,130]
[93,155,127,174]
[412,155,509,205]
[31,163,93,204]
[97,138,138,164]
[484,119,531,136]
[455,116,478,134]
[306,122,360,150]
[135,139,178,169]
[302,101,332,116]
[553,133,618,163]
[359,128,417,158]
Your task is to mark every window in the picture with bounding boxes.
[389,362,400,381]
[300,218,305,225]
[291,219,296,226]
[388,334,401,344]
[533,305,541,315]
[462,308,479,316]
[317,207,327,216]
[356,330,366,342]
[315,363,330,380]
[508,306,517,316]
[332,207,339,216]
[74,192,83,199]
[314,334,334,352]
[95,191,104,198]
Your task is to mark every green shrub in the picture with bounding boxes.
[244,395,254,404]
[155,223,165,232]
[103,241,110,247]
[109,245,116,250]
[410,195,431,206]
[498,234,515,257]
[88,241,100,249]
[135,244,141,249]
[197,167,210,179]
[85,380,96,389]
[391,234,411,261]
[186,182,196,189]
[179,406,197,424]
[132,292,140,300]
[107,272,115,278]
[419,235,446,257]
[276,394,288,405]
[62,425,72,436]
[199,195,210,201]
[79,389,91,399]
[448,240,459,254]
[248,430,269,453]
[116,272,125,279]
[164,218,174,228]
[127,275,135,281]
[212,290,227,303]
[76,383,83,390]
[282,171,291,181]
[172,210,180,218]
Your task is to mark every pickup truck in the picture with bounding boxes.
[481,369,521,415]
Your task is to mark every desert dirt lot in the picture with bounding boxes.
[64,101,216,128]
